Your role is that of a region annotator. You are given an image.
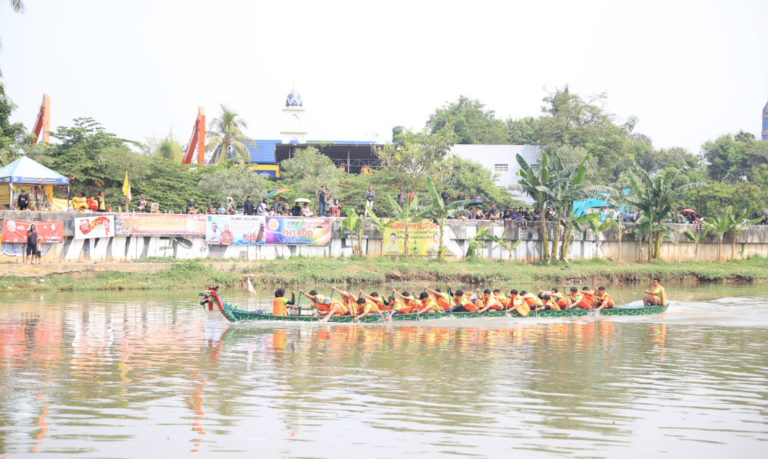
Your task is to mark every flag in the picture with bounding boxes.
[122,172,131,199]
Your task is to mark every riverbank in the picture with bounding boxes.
[0,256,766,293]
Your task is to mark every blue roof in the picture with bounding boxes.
[244,139,377,164]
[0,156,70,185]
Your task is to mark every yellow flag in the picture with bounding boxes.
[122,172,131,199]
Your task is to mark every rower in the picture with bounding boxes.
[507,289,530,317]
[359,290,388,313]
[475,289,504,314]
[387,295,412,315]
[393,290,418,312]
[643,278,667,306]
[564,286,592,310]
[449,289,476,313]
[332,287,359,315]
[299,290,324,317]
[319,296,349,322]
[353,296,381,322]
[272,288,295,316]
[595,286,616,311]
[520,290,543,311]
[538,287,568,309]
[493,289,507,306]
[535,294,560,311]
[424,285,452,311]
[416,292,442,316]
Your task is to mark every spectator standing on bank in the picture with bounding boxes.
[17,189,29,210]
[256,199,267,216]
[318,186,327,217]
[441,188,450,206]
[137,196,148,212]
[244,196,255,215]
[273,196,282,214]
[97,191,107,212]
[397,190,404,207]
[365,186,375,216]
[457,190,466,202]
[26,224,40,265]
[187,199,197,214]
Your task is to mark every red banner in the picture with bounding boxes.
[2,220,64,243]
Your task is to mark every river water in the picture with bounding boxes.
[1,283,767,458]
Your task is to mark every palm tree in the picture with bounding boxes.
[341,208,363,256]
[729,208,756,260]
[422,177,469,259]
[705,210,732,262]
[574,214,617,260]
[509,152,550,262]
[206,105,257,165]
[625,164,707,260]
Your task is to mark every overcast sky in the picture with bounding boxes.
[1,0,767,153]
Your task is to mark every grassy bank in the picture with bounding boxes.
[1,256,767,293]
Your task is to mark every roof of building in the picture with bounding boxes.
[763,99,768,115]
[244,140,377,164]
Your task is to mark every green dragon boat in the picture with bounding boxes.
[201,287,669,324]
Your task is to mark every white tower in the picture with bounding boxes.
[280,86,307,144]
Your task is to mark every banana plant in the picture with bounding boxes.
[683,226,710,262]
[422,177,469,259]
[490,228,523,261]
[342,208,363,256]
[466,227,491,259]
[586,217,617,260]
[386,193,425,258]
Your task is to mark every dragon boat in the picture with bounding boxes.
[200,286,670,324]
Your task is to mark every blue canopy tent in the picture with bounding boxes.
[573,198,615,218]
[0,157,70,210]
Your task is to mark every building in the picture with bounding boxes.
[763,99,768,141]
[450,145,542,202]
[243,87,382,177]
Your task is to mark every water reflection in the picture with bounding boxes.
[0,290,766,458]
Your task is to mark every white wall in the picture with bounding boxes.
[450,145,542,203]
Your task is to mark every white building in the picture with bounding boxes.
[450,145,542,202]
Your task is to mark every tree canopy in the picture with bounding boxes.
[426,96,508,145]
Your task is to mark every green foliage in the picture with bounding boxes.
[506,117,538,145]
[155,135,184,163]
[427,96,509,144]
[0,82,31,165]
[197,166,268,206]
[375,126,457,194]
[279,146,343,204]
[702,131,768,183]
[206,104,257,165]
[435,155,519,207]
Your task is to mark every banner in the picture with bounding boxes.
[382,220,441,256]
[115,214,206,236]
[2,220,64,243]
[205,215,266,245]
[265,217,331,245]
[74,215,115,239]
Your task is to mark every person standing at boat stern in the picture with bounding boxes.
[272,289,296,316]
[643,278,667,306]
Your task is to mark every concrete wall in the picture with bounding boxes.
[2,211,767,263]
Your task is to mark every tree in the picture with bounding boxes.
[683,226,710,262]
[206,105,257,165]
[489,229,522,261]
[626,163,707,260]
[534,87,634,184]
[728,207,756,260]
[341,208,363,256]
[422,177,469,259]
[374,127,456,195]
[509,152,550,262]
[506,117,539,145]
[705,210,732,262]
[426,96,508,145]
[436,155,520,207]
[155,134,184,163]
[197,166,268,206]
[280,146,343,208]
[702,132,768,183]
[0,82,31,165]
[585,216,617,260]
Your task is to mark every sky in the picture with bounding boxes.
[1,0,767,153]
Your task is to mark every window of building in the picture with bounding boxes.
[494,164,508,172]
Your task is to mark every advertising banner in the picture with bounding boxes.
[382,220,441,256]
[265,217,331,245]
[205,215,266,245]
[2,220,64,243]
[115,214,206,236]
[74,215,115,240]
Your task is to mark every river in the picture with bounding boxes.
[1,283,767,458]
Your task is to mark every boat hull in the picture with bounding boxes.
[219,303,669,323]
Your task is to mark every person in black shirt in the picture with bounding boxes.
[26,224,39,265]
[244,196,255,215]
[441,188,450,206]
[457,191,466,202]
[186,199,197,214]
[17,189,29,210]
[291,203,302,217]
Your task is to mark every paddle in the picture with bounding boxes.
[295,292,303,316]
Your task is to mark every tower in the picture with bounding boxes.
[280,86,307,144]
[763,100,768,141]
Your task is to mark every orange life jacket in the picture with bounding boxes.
[436,294,451,311]
[272,297,288,316]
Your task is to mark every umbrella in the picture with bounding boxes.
[681,209,696,214]
[266,188,290,199]
[466,199,484,207]
[764,209,768,215]
[294,198,311,203]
